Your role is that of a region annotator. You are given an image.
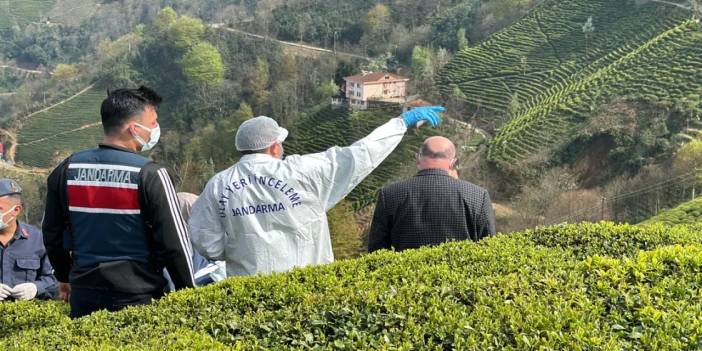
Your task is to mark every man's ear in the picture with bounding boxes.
[125,122,137,137]
[11,203,22,216]
[271,142,283,157]
[450,158,458,169]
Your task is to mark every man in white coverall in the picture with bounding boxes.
[189,106,444,276]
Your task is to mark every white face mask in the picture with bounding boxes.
[133,123,161,152]
[0,206,17,231]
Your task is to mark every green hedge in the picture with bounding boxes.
[641,197,702,226]
[1,222,701,349]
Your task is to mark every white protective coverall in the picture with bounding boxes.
[189,117,408,276]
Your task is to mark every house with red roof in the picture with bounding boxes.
[343,72,410,109]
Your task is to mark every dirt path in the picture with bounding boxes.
[0,65,43,75]
[17,84,95,123]
[649,0,691,10]
[0,161,48,175]
[210,24,371,61]
[18,122,101,146]
[449,117,491,141]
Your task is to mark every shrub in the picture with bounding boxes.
[642,197,702,226]
[1,222,701,349]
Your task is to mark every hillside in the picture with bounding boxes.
[438,0,702,165]
[2,222,701,349]
[642,195,702,226]
[15,86,103,168]
[11,97,441,201]
[0,0,55,30]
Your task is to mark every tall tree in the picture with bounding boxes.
[411,46,433,79]
[95,32,143,87]
[181,42,224,88]
[362,4,392,36]
[457,27,469,51]
[247,57,271,114]
[279,53,298,80]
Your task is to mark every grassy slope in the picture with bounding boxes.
[0,0,55,30]
[438,0,702,164]
[15,87,104,168]
[642,196,702,226]
[1,222,701,349]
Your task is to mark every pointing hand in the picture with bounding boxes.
[401,106,445,128]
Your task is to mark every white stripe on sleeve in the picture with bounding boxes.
[157,168,195,285]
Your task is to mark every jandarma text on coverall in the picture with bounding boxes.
[217,174,303,217]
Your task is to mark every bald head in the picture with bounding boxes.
[417,136,457,171]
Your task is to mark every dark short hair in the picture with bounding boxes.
[418,143,451,159]
[100,86,163,136]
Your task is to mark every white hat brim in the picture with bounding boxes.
[277,127,288,143]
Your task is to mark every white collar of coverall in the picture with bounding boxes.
[239,153,280,163]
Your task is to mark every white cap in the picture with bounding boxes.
[235,116,289,151]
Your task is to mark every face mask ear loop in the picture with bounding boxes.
[0,206,17,230]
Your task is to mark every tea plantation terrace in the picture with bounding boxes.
[1,222,700,349]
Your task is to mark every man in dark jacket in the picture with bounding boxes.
[368,136,496,252]
[43,86,195,318]
[0,179,57,301]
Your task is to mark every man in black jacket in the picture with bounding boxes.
[43,86,195,318]
[368,136,496,252]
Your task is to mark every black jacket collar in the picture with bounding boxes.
[416,169,450,177]
[99,143,138,154]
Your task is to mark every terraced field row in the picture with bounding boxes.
[17,88,103,143]
[285,105,438,208]
[488,20,702,164]
[0,0,55,30]
[16,125,103,168]
[438,0,687,115]
[16,87,104,168]
[437,0,698,165]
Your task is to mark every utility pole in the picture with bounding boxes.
[582,16,595,57]
[333,30,338,56]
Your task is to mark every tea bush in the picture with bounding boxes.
[1,222,700,349]
[642,197,702,226]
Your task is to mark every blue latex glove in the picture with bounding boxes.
[401,106,445,128]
